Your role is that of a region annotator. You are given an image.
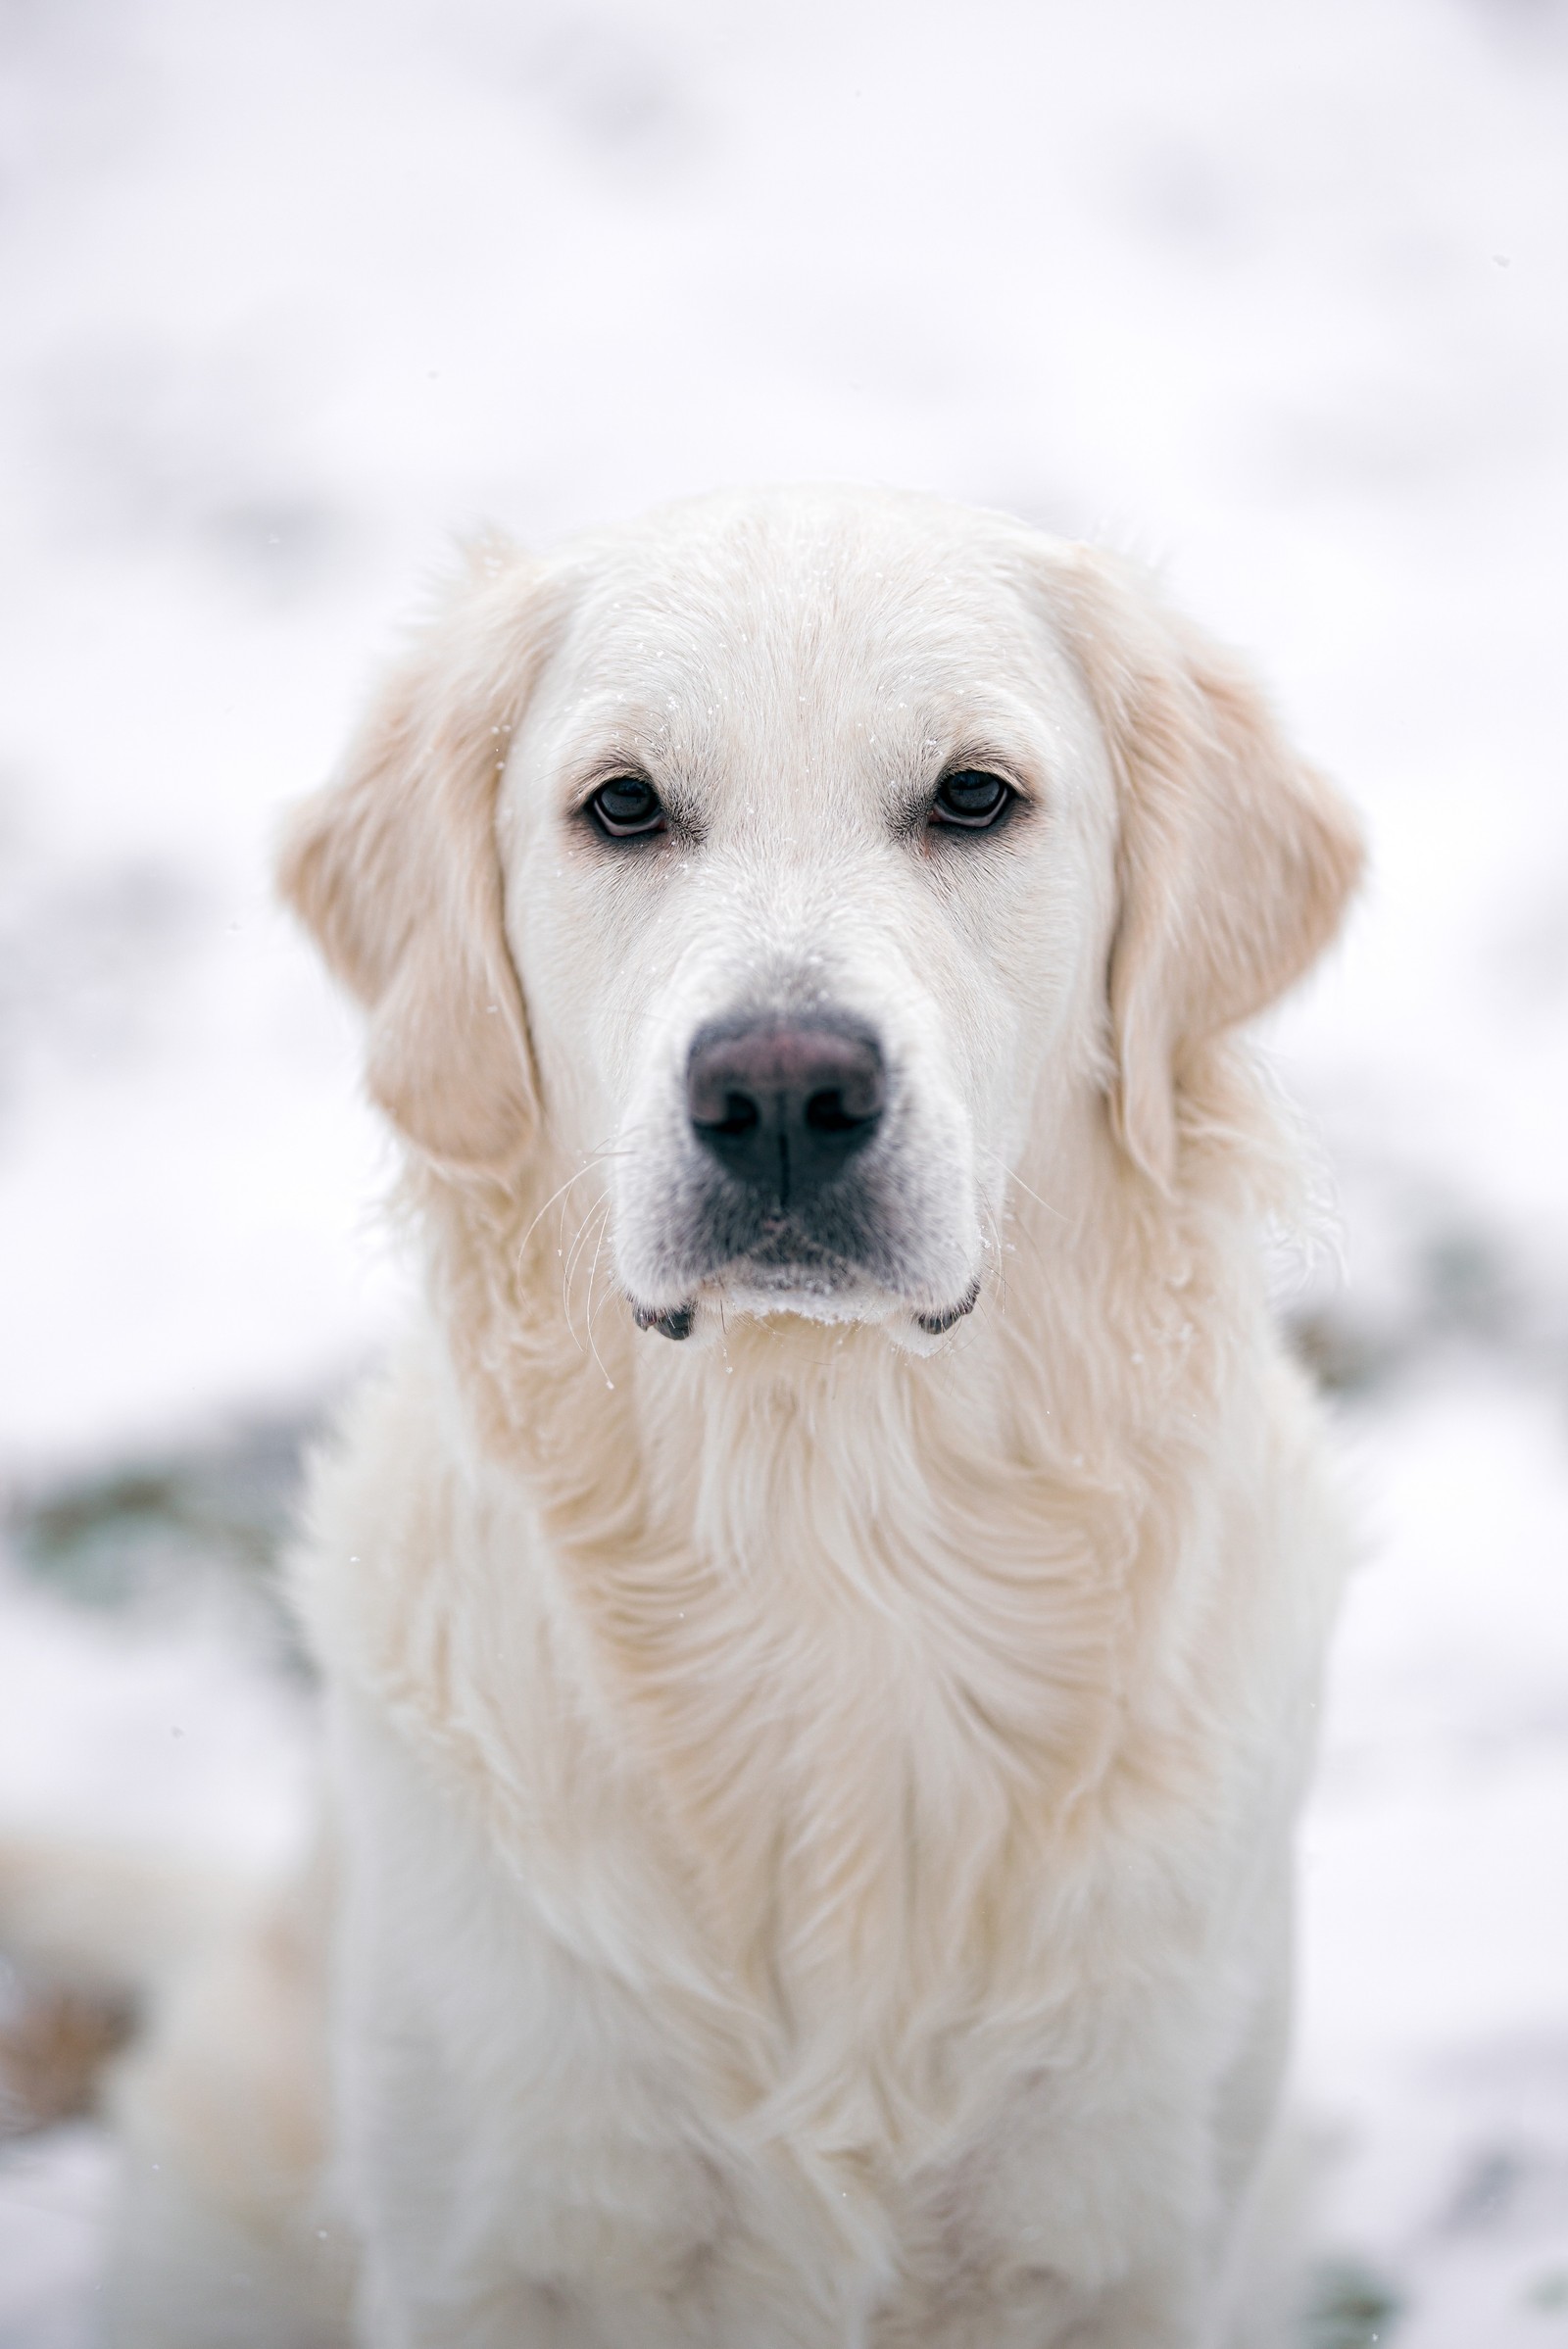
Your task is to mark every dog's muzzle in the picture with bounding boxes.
[624,1006,978,1343]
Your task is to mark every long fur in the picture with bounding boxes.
[70,488,1360,2347]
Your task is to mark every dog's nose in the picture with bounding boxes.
[687,1018,885,1205]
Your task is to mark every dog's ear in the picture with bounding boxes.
[1057,550,1363,1187]
[278,552,546,1171]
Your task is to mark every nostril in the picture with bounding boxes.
[711,1092,760,1139]
[804,1088,863,1136]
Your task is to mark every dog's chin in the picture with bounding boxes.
[626,1271,883,1346]
[725,1270,890,1328]
[625,1263,982,1348]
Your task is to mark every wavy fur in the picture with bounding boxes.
[103,488,1359,2349]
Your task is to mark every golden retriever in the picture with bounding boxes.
[97,486,1361,2346]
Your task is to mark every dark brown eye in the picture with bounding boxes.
[588,775,666,839]
[929,770,1013,831]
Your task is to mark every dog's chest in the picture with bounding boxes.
[318,1340,1307,2338]
[365,1701,1222,2343]
[352,1358,1234,2163]
[458,1545,1224,2175]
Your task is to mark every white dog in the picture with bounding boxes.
[94,486,1360,2346]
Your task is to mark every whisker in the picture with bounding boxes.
[993,1188,1052,1288]
[515,1145,633,1266]
[1003,1165,1069,1224]
[582,1202,617,1391]
[980,1203,1008,1314]
[560,1192,609,1351]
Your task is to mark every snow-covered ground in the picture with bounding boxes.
[2,0,1566,2339]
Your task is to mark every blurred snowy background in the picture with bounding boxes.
[1,0,1566,2340]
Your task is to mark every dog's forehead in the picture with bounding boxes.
[533,497,1080,760]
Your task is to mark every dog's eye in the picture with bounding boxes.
[588,776,666,839]
[929,771,1014,832]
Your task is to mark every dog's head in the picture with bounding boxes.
[281,489,1360,1346]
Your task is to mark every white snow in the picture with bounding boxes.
[2,0,1566,2338]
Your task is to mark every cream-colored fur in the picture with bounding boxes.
[107,487,1360,2346]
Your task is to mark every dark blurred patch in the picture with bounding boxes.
[1288,1302,1395,1398]
[0,0,153,207]
[1255,336,1560,502]
[1298,2255,1403,2347]
[1440,2142,1526,2231]
[1121,140,1254,260]
[29,339,350,594]
[0,1966,133,2139]
[440,1,700,169]
[6,1412,319,1666]
[196,494,346,593]
[1433,2030,1568,2098]
[1419,1227,1524,1350]
[1465,0,1568,27]
[0,856,203,1100]
[530,12,689,152]
[1286,1191,1568,1400]
[1429,2126,1568,2249]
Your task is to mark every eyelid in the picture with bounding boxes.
[910,759,1033,832]
[942,755,1030,799]
[568,761,657,818]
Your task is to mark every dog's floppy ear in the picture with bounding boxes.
[1057,550,1363,1186]
[278,551,546,1171]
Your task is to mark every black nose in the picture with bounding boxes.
[687,1017,885,1205]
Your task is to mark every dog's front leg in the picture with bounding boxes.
[327,1704,860,2349]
